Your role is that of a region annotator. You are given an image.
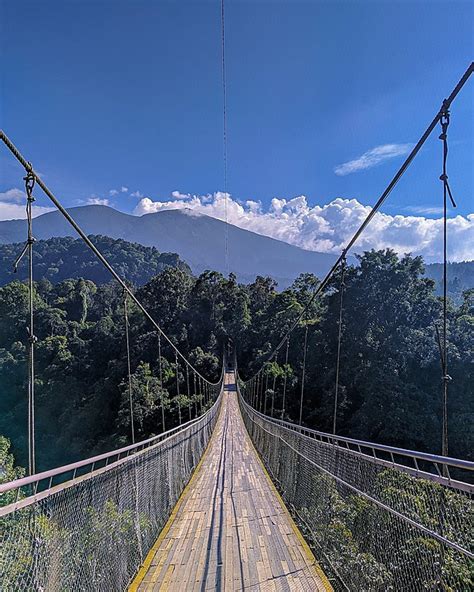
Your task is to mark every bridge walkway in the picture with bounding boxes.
[130,372,331,591]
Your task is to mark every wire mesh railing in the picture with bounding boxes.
[238,384,474,592]
[0,386,222,591]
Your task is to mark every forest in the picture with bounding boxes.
[0,239,472,473]
[0,235,189,287]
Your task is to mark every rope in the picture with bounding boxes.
[157,332,166,432]
[263,370,269,415]
[438,102,456,461]
[186,363,192,420]
[271,372,277,418]
[220,0,230,276]
[281,336,290,419]
[298,324,308,426]
[123,292,135,444]
[197,373,202,414]
[332,257,346,435]
[175,350,181,425]
[193,371,199,417]
[255,373,260,411]
[13,168,37,475]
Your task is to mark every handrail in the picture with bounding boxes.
[237,374,474,490]
[0,378,224,496]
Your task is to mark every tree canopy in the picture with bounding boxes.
[0,248,472,473]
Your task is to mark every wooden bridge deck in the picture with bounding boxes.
[130,372,331,592]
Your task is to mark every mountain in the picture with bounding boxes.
[0,235,190,287]
[424,261,474,303]
[0,206,344,287]
[2,205,472,294]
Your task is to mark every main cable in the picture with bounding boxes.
[0,131,221,387]
[244,62,473,381]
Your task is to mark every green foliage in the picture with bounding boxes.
[0,499,148,591]
[0,235,190,287]
[425,261,474,303]
[0,248,472,473]
[301,467,473,590]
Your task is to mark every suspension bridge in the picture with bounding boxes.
[0,64,473,591]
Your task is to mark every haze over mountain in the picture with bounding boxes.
[0,205,344,287]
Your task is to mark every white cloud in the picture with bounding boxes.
[0,187,54,220]
[0,188,25,203]
[109,187,130,196]
[0,203,54,221]
[171,190,191,200]
[130,190,143,198]
[134,192,474,263]
[404,206,445,215]
[334,143,413,176]
[87,197,110,206]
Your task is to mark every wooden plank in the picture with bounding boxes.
[131,372,332,592]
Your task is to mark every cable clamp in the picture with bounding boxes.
[442,374,452,383]
[27,328,38,344]
[23,170,36,198]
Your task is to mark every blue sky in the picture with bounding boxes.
[0,0,473,261]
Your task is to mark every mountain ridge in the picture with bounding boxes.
[1,205,472,293]
[0,205,344,287]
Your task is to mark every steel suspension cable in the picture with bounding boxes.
[186,364,192,420]
[332,257,346,435]
[263,370,269,415]
[438,102,457,461]
[281,336,290,419]
[175,350,182,425]
[242,62,473,379]
[123,291,135,444]
[220,0,230,276]
[13,168,37,475]
[193,371,199,417]
[0,131,221,388]
[299,324,308,426]
[157,332,166,432]
[271,371,277,418]
[255,372,260,411]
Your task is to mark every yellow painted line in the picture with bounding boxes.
[241,400,334,592]
[128,398,224,591]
